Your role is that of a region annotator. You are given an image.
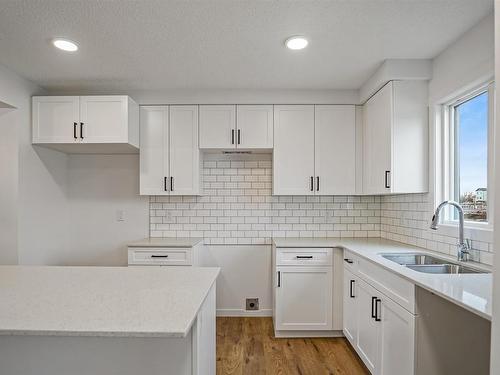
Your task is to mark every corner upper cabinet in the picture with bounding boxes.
[32,95,139,154]
[199,105,273,150]
[140,105,199,196]
[363,81,428,194]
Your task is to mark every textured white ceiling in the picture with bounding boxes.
[0,0,493,91]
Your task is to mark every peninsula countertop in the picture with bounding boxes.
[273,237,492,320]
[0,265,219,337]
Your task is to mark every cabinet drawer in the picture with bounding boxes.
[276,248,332,266]
[128,247,192,266]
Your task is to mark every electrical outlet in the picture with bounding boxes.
[116,209,125,222]
[246,298,259,311]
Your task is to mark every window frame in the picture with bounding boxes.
[438,81,494,231]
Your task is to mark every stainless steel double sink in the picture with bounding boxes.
[381,253,490,274]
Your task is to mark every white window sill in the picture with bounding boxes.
[433,223,493,243]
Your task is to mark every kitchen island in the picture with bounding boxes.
[0,265,219,375]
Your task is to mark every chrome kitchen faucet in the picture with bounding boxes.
[430,201,471,262]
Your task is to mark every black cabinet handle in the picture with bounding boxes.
[164,177,168,192]
[151,255,169,258]
[344,258,353,264]
[237,129,241,145]
[385,170,391,189]
[170,176,174,191]
[350,280,355,298]
[375,298,381,321]
[296,255,313,259]
[80,122,84,139]
[316,176,320,191]
[310,176,314,191]
[277,271,281,287]
[73,122,77,139]
[231,129,235,145]
[371,296,377,319]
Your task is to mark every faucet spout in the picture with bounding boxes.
[430,200,470,261]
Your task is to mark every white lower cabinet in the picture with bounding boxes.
[343,268,358,343]
[275,266,333,331]
[344,260,416,375]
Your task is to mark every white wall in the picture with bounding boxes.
[490,4,500,374]
[429,13,494,104]
[66,155,149,266]
[199,245,272,316]
[0,63,70,265]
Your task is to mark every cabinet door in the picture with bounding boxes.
[363,82,393,194]
[379,296,415,375]
[236,105,273,149]
[32,96,79,143]
[275,266,332,331]
[343,268,358,344]
[169,105,200,195]
[315,105,356,195]
[273,105,315,195]
[80,96,129,143]
[356,278,380,374]
[199,105,236,149]
[140,106,169,195]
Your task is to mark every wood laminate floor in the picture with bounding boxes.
[216,317,369,375]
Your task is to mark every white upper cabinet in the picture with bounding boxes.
[80,96,130,143]
[315,105,356,195]
[140,105,199,196]
[273,105,357,195]
[199,105,236,149]
[199,105,273,149]
[32,95,139,154]
[363,81,428,194]
[140,106,169,196]
[32,96,80,143]
[169,106,200,195]
[273,105,315,195]
[236,105,273,149]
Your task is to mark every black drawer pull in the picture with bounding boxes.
[164,177,168,192]
[151,255,169,258]
[385,170,391,189]
[375,298,381,321]
[277,271,281,287]
[73,122,77,139]
[371,296,377,319]
[344,258,354,264]
[80,122,84,139]
[349,280,355,298]
[296,255,313,259]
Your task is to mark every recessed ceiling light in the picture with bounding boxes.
[285,36,308,50]
[52,38,79,52]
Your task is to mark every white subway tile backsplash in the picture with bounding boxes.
[150,153,381,245]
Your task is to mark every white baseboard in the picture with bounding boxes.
[274,330,344,338]
[216,309,273,317]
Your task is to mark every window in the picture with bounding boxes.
[441,83,494,226]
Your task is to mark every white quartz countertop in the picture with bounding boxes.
[273,237,492,320]
[128,237,203,247]
[0,265,219,337]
